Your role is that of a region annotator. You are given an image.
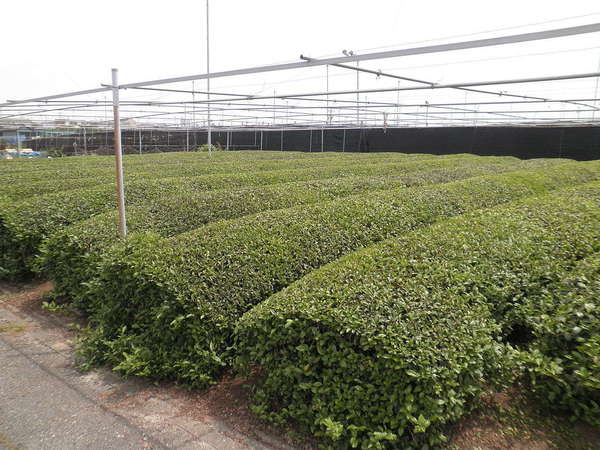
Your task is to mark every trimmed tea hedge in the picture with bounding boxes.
[41,160,537,306]
[516,253,600,425]
[0,152,453,197]
[236,182,600,448]
[78,161,600,391]
[0,151,320,173]
[1,150,434,175]
[0,155,521,280]
[2,177,111,202]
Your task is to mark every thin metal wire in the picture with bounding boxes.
[3,25,600,132]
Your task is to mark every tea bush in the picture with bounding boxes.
[0,151,466,197]
[516,252,600,425]
[0,155,521,280]
[41,161,526,306]
[236,182,600,448]
[78,161,600,391]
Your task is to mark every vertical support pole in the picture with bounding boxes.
[83,127,87,155]
[260,130,263,150]
[593,53,600,120]
[186,127,190,152]
[356,61,360,125]
[326,65,330,124]
[558,128,565,158]
[111,68,127,239]
[206,0,212,155]
[396,81,401,127]
[16,129,21,158]
[342,129,346,152]
[104,94,109,150]
[321,128,324,152]
[139,129,142,154]
[226,130,230,150]
[280,129,283,151]
[309,129,312,152]
[192,81,196,129]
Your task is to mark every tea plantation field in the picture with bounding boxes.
[1,151,598,448]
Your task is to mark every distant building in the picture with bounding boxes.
[0,129,34,145]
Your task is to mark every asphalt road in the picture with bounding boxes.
[0,283,291,450]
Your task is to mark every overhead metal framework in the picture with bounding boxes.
[2,21,600,132]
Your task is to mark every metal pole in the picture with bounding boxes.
[111,68,127,238]
[396,81,400,126]
[342,129,346,152]
[260,130,263,150]
[83,127,87,154]
[321,128,324,152]
[192,81,196,128]
[326,65,330,123]
[206,0,212,155]
[309,129,312,152]
[593,54,600,120]
[16,128,20,158]
[139,129,142,154]
[356,60,360,125]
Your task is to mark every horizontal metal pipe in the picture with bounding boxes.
[5,118,599,131]
[126,86,250,97]
[4,22,600,106]
[301,55,573,106]
[6,97,600,109]
[265,72,600,99]
[118,23,600,89]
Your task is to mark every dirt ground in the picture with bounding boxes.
[0,282,597,449]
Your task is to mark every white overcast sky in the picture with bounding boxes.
[2,0,600,125]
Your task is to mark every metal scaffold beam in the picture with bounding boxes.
[3,22,600,107]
